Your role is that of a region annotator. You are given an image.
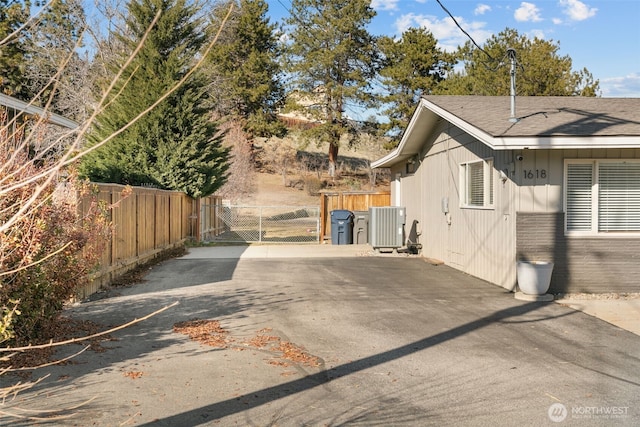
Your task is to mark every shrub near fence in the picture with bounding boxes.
[78,183,195,299]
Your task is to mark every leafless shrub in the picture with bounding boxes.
[0,303,178,421]
[258,138,298,186]
[303,176,323,196]
[298,151,326,179]
[0,1,235,421]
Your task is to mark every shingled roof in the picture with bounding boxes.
[425,96,640,137]
[373,96,640,169]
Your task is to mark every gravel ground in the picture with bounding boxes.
[555,292,640,300]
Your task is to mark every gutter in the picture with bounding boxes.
[0,93,79,130]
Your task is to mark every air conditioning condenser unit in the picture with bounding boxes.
[369,206,405,251]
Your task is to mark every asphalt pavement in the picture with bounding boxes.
[2,244,639,426]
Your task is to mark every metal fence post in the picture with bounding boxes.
[259,206,263,243]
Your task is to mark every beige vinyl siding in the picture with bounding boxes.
[416,124,519,290]
[395,168,422,238]
[513,149,562,213]
[392,116,640,291]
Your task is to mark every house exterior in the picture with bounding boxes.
[372,96,640,294]
[0,93,78,129]
[277,87,325,129]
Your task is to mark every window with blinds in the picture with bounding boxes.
[460,158,494,208]
[565,160,640,234]
[566,163,593,231]
[599,162,640,231]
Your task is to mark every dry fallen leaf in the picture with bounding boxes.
[124,371,144,379]
[172,322,321,368]
[172,319,233,348]
[277,341,320,367]
[244,335,280,349]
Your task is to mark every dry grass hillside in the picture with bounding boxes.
[220,127,392,207]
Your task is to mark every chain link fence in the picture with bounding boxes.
[208,205,320,243]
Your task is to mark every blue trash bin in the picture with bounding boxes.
[330,210,354,245]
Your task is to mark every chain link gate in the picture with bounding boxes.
[207,205,320,243]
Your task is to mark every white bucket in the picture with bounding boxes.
[517,261,554,295]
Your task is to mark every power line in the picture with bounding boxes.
[274,0,292,19]
[274,0,317,36]
[434,0,495,63]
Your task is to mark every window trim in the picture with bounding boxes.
[459,158,494,210]
[564,159,640,237]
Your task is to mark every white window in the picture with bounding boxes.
[460,158,494,208]
[565,159,640,235]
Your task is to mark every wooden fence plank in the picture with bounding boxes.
[78,183,196,299]
[137,191,155,255]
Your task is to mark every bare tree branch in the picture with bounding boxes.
[0,301,179,352]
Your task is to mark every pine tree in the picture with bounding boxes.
[378,27,453,147]
[207,0,285,137]
[284,0,379,177]
[435,28,600,96]
[80,0,229,198]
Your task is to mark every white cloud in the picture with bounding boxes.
[600,73,640,97]
[529,29,546,39]
[371,0,399,11]
[395,13,419,34]
[552,17,563,25]
[514,2,543,22]
[474,4,491,15]
[559,0,597,21]
[395,13,492,52]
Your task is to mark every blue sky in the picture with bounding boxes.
[267,0,640,98]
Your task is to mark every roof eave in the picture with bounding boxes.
[422,97,640,150]
[372,97,640,167]
[0,93,78,130]
[481,135,640,150]
[372,99,437,169]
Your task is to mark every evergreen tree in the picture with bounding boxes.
[0,0,31,98]
[284,0,379,176]
[435,28,600,96]
[1,0,87,105]
[25,0,90,120]
[378,27,453,147]
[80,0,229,198]
[207,0,285,137]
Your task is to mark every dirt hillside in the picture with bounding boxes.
[226,134,391,206]
[242,172,319,206]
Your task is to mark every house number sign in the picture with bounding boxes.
[523,169,547,179]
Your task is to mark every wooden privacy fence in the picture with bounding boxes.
[75,184,387,297]
[319,191,391,241]
[78,183,199,299]
[196,194,225,241]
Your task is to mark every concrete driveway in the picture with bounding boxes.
[3,246,639,426]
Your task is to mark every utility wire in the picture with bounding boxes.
[434,0,494,62]
[274,0,318,36]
